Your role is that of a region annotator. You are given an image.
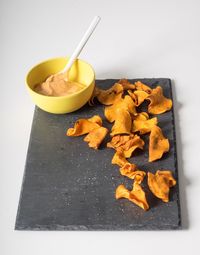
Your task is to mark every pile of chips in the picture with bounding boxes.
[67,79,176,210]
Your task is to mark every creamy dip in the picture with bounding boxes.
[34,73,85,97]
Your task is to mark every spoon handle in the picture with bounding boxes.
[62,16,101,74]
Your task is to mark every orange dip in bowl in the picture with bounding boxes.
[34,73,85,97]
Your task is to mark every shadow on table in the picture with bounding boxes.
[171,80,189,230]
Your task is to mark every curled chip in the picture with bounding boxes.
[95,83,124,105]
[66,115,102,136]
[84,126,108,149]
[89,80,136,106]
[135,112,149,121]
[67,79,175,212]
[132,112,158,134]
[110,109,132,136]
[147,86,172,114]
[115,182,149,211]
[107,134,133,149]
[118,79,136,90]
[135,81,152,94]
[149,125,169,162]
[104,95,137,123]
[148,170,176,202]
[128,90,149,106]
[111,149,129,167]
[88,115,103,126]
[107,134,144,158]
[120,163,146,182]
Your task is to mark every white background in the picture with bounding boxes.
[1,0,200,254]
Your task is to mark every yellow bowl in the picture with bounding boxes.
[26,57,95,114]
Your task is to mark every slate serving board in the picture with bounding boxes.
[15,79,181,230]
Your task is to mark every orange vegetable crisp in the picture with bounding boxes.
[148,170,176,202]
[84,126,108,149]
[107,134,144,158]
[132,112,158,134]
[104,95,137,123]
[94,83,123,105]
[111,149,129,167]
[149,125,169,162]
[66,79,176,211]
[147,86,172,114]
[119,163,146,182]
[116,182,149,211]
[66,115,102,136]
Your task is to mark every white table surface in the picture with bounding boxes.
[1,0,200,254]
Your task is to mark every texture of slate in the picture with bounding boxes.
[15,79,181,230]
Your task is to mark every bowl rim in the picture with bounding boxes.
[25,56,95,99]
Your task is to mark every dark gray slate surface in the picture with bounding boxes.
[15,79,181,230]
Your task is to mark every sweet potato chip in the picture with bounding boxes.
[116,182,149,210]
[128,90,149,106]
[89,80,136,106]
[67,79,175,212]
[149,125,169,162]
[126,90,137,105]
[135,112,149,120]
[120,163,146,182]
[111,149,129,167]
[147,86,172,114]
[110,109,132,136]
[107,134,144,158]
[135,81,152,94]
[118,79,135,90]
[66,115,102,136]
[115,184,130,200]
[120,162,136,172]
[148,170,176,202]
[84,126,108,149]
[132,112,158,134]
[107,134,132,148]
[88,115,103,126]
[116,134,144,159]
[95,83,124,105]
[105,95,137,123]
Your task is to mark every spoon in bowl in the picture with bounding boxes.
[46,15,101,83]
[36,16,101,96]
[60,15,101,78]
